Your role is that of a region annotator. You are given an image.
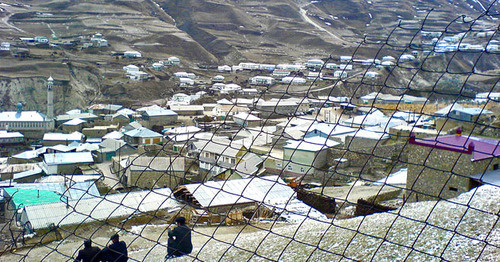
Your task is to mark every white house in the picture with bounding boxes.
[258,64,276,71]
[168,56,181,65]
[307,72,323,81]
[475,92,500,103]
[123,65,139,74]
[152,62,164,70]
[276,64,304,71]
[221,83,241,94]
[218,65,232,72]
[250,76,275,86]
[239,62,260,70]
[365,71,380,78]
[124,51,142,58]
[325,63,337,69]
[399,54,416,62]
[306,59,324,69]
[340,56,353,63]
[179,78,194,86]
[282,77,306,85]
[0,42,10,51]
[170,93,192,105]
[232,112,262,127]
[212,75,225,83]
[174,72,189,78]
[338,64,353,70]
[382,56,396,62]
[334,70,348,79]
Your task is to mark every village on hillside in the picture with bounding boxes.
[0,46,499,249]
[0,2,499,255]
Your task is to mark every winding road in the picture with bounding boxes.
[298,5,344,43]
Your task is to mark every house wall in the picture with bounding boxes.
[82,128,109,138]
[112,117,130,127]
[43,140,81,146]
[125,170,185,189]
[406,144,500,202]
[283,148,326,176]
[344,136,387,151]
[435,117,483,134]
[143,115,178,128]
[62,124,83,133]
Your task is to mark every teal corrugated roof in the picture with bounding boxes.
[4,188,67,209]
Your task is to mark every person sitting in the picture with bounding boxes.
[101,234,128,262]
[165,217,193,260]
[75,239,101,262]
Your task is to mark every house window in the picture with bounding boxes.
[300,167,305,173]
[231,159,236,165]
[287,165,293,171]
[448,187,458,192]
[276,163,282,168]
[494,164,499,170]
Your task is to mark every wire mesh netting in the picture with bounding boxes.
[0,2,499,262]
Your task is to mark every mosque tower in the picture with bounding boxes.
[47,76,54,120]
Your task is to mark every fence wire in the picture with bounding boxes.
[0,2,499,262]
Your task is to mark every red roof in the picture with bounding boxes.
[410,134,500,161]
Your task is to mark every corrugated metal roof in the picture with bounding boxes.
[183,176,295,208]
[43,132,84,141]
[142,109,177,117]
[0,111,47,122]
[4,188,67,209]
[9,181,100,200]
[0,131,24,138]
[24,188,179,230]
[56,113,98,122]
[44,152,94,165]
[124,128,162,138]
[63,118,86,126]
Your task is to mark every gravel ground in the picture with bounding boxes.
[1,185,498,261]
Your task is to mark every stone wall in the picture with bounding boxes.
[328,141,408,179]
[406,143,500,202]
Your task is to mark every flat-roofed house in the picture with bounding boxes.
[0,103,54,138]
[124,128,163,146]
[115,155,186,189]
[406,132,500,202]
[42,132,85,146]
[282,137,340,177]
[140,108,178,129]
[43,152,94,175]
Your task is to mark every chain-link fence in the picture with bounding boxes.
[0,2,499,262]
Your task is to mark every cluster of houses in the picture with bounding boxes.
[421,30,499,53]
[0,60,498,247]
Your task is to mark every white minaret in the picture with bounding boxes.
[47,76,54,120]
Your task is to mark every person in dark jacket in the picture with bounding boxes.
[75,239,101,262]
[101,234,128,262]
[165,217,193,260]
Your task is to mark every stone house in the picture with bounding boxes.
[406,132,500,202]
[140,108,178,128]
[94,139,136,162]
[42,152,94,175]
[232,112,262,127]
[113,155,186,189]
[88,104,123,116]
[42,132,85,146]
[123,128,163,146]
[434,104,494,133]
[62,118,86,133]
